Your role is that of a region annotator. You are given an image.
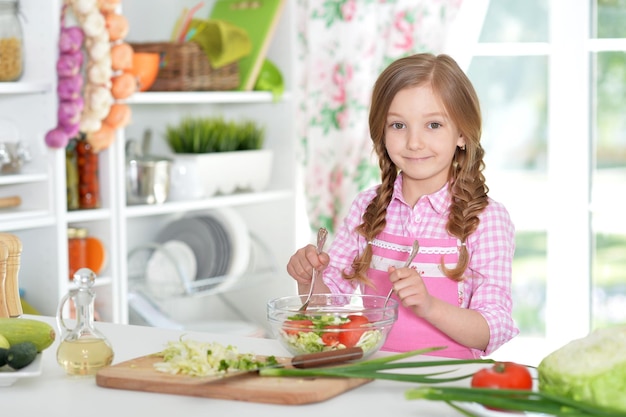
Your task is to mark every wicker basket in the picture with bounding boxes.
[130,42,239,91]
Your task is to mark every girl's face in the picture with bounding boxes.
[384,84,465,205]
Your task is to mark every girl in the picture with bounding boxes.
[287,53,518,359]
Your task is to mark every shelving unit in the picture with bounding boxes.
[0,0,298,333]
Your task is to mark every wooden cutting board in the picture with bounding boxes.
[96,353,372,405]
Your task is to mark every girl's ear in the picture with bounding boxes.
[456,133,466,150]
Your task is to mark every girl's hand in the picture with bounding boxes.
[287,244,330,285]
[387,266,433,317]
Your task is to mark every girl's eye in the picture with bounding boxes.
[390,122,405,129]
[428,122,442,129]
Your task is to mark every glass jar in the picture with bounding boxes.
[66,139,80,210]
[68,227,88,280]
[0,0,24,82]
[76,139,100,209]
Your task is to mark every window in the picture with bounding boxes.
[453,0,626,364]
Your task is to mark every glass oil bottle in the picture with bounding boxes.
[56,268,114,376]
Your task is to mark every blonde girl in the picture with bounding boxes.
[288,53,518,359]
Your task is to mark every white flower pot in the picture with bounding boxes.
[169,149,273,200]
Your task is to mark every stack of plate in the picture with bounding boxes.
[145,207,250,297]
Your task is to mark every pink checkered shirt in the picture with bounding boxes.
[322,174,519,356]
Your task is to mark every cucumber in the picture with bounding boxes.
[0,347,8,367]
[7,342,38,370]
[0,318,56,352]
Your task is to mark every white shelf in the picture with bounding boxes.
[66,208,114,223]
[0,172,48,185]
[126,90,290,104]
[0,210,55,231]
[0,82,53,95]
[124,189,293,218]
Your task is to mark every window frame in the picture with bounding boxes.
[445,0,609,361]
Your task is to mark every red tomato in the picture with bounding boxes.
[283,319,313,335]
[346,315,369,325]
[321,325,341,346]
[338,316,370,347]
[471,362,533,390]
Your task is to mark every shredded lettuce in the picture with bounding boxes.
[153,338,277,377]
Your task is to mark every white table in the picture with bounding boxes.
[3,315,481,416]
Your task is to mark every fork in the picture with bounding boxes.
[298,227,328,312]
[384,240,419,307]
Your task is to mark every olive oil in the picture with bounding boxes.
[56,268,114,376]
[57,338,114,376]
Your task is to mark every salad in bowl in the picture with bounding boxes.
[267,294,399,358]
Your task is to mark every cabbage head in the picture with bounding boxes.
[537,325,626,413]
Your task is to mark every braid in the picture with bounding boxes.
[443,144,489,280]
[345,152,397,286]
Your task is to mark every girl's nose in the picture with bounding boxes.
[406,129,423,150]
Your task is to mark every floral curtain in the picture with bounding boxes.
[294,0,463,240]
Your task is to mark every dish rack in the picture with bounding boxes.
[127,232,277,300]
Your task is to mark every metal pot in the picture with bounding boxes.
[126,131,172,205]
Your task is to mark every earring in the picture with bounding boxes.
[459,145,466,151]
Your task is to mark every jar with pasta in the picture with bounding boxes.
[0,0,24,82]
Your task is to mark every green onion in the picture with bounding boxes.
[260,346,626,416]
[405,386,626,417]
[259,346,494,383]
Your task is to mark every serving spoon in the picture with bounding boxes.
[384,240,419,307]
[298,227,328,312]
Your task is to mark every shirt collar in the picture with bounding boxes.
[392,173,451,215]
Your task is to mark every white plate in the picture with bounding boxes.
[156,218,217,281]
[0,353,43,387]
[146,240,197,296]
[202,207,250,291]
[197,215,231,277]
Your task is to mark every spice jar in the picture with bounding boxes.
[0,0,24,82]
[67,227,88,280]
[76,138,100,209]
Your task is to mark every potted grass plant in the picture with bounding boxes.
[164,116,273,199]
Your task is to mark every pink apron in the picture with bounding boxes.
[365,232,475,359]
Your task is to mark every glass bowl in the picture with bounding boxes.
[267,294,399,359]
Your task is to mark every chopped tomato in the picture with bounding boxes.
[282,319,313,335]
[321,325,341,346]
[338,316,370,347]
[346,315,369,325]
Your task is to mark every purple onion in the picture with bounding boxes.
[45,127,70,148]
[58,98,84,130]
[59,26,84,54]
[56,51,84,78]
[57,74,83,101]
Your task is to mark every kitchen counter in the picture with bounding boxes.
[4,316,479,416]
